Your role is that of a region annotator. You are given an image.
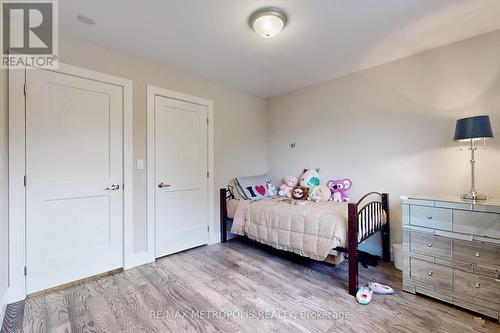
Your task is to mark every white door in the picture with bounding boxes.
[25,68,124,293]
[154,95,208,258]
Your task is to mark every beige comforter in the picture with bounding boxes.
[230,197,348,261]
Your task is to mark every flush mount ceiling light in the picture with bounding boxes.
[249,7,287,38]
[77,14,95,26]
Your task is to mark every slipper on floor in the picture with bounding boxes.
[356,287,373,305]
[368,282,394,295]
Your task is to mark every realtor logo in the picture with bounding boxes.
[1,0,58,68]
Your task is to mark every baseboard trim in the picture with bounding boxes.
[0,289,8,328]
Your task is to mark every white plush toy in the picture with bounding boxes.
[300,168,320,188]
[278,176,298,198]
[266,181,277,196]
[308,185,331,202]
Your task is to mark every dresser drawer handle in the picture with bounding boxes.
[428,243,433,247]
[475,252,480,257]
[427,215,433,220]
[428,271,433,276]
[475,283,480,288]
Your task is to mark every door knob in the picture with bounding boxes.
[105,184,120,191]
[158,182,171,188]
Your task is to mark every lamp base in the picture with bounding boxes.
[461,192,487,201]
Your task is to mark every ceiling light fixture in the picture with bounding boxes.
[249,7,287,38]
[77,14,95,26]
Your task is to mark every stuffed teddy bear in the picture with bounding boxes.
[300,168,320,188]
[292,186,309,200]
[278,176,298,198]
[308,185,331,202]
[327,179,352,202]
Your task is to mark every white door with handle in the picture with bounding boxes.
[153,93,209,258]
[25,68,124,293]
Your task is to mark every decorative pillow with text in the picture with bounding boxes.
[235,173,276,199]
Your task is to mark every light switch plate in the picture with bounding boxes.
[136,159,144,170]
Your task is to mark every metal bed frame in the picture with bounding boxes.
[219,188,390,296]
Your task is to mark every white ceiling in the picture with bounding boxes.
[60,0,500,97]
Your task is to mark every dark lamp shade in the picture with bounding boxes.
[453,115,494,141]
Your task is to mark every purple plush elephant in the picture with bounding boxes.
[327,179,352,202]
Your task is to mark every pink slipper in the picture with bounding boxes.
[368,282,394,295]
[356,287,373,305]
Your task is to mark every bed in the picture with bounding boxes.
[219,188,390,296]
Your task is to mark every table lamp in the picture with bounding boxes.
[453,115,494,201]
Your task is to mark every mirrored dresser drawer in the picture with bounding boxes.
[402,194,500,322]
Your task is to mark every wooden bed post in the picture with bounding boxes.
[381,193,391,262]
[220,188,228,243]
[347,202,358,296]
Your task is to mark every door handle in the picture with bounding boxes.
[105,184,120,191]
[158,182,171,188]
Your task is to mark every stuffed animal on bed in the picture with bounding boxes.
[266,181,277,196]
[278,176,298,198]
[292,186,309,200]
[308,185,331,202]
[327,178,352,202]
[300,168,320,188]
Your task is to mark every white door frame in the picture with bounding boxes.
[8,63,134,302]
[146,85,215,260]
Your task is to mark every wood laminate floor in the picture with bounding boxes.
[2,238,499,333]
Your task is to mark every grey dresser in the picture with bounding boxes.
[402,194,500,321]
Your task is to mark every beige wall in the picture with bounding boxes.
[268,30,500,246]
[57,38,268,253]
[0,68,8,310]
